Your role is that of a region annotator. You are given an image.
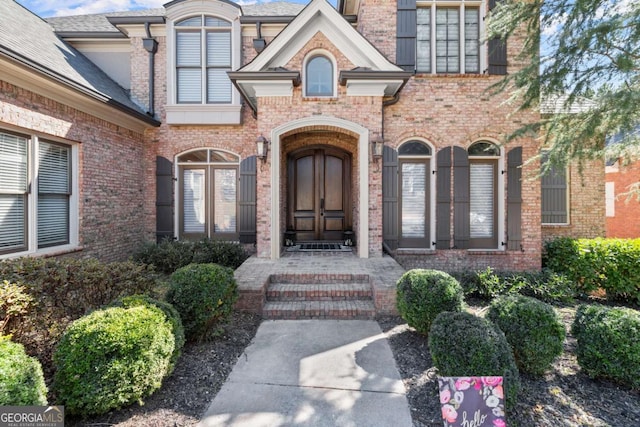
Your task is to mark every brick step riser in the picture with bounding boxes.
[266,290,373,302]
[262,301,376,320]
[269,274,370,285]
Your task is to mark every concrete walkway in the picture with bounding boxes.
[199,320,412,427]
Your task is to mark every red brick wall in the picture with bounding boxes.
[0,81,149,261]
[606,160,640,238]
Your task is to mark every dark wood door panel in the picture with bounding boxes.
[287,147,351,241]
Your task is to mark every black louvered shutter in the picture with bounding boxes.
[453,147,470,249]
[382,146,399,250]
[238,156,257,244]
[507,147,523,251]
[397,0,417,72]
[436,147,452,249]
[156,156,174,242]
[487,0,508,75]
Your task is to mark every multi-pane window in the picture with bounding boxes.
[0,130,72,256]
[398,141,432,248]
[305,55,333,97]
[417,1,480,74]
[176,15,232,104]
[541,154,569,224]
[178,149,239,240]
[468,141,500,248]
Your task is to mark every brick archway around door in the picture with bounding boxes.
[270,117,370,259]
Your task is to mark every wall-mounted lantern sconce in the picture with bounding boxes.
[256,135,269,162]
[371,137,384,163]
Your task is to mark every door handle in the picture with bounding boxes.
[320,198,324,215]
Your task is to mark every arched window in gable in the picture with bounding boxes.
[305,55,334,97]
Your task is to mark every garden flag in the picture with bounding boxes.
[438,376,506,427]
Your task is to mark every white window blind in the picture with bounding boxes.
[38,141,70,247]
[464,8,479,73]
[470,163,495,238]
[183,169,206,233]
[436,8,459,73]
[213,169,236,233]
[401,163,426,238]
[177,32,202,103]
[416,8,431,72]
[0,133,28,251]
[206,32,231,103]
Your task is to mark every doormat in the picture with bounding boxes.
[286,243,352,252]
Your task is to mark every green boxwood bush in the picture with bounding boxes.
[133,238,249,274]
[487,295,565,376]
[0,257,159,372]
[0,280,33,335]
[108,295,185,373]
[52,306,174,416]
[396,269,464,335]
[571,304,640,389]
[429,312,520,410]
[167,263,238,341]
[0,336,47,406]
[544,237,640,302]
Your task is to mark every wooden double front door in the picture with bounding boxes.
[287,147,351,241]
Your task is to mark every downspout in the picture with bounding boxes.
[142,22,158,117]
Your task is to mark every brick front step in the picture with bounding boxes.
[263,300,376,320]
[266,283,372,301]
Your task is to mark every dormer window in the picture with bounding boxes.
[305,55,334,97]
[166,0,242,125]
[175,15,232,104]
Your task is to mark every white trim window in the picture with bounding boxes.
[165,0,242,125]
[468,140,501,249]
[175,15,232,104]
[305,55,333,96]
[177,149,239,240]
[0,129,78,257]
[417,0,482,74]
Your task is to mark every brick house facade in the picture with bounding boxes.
[0,0,605,268]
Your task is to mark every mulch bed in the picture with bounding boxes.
[66,305,639,426]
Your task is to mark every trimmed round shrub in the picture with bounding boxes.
[108,295,185,373]
[52,306,175,416]
[429,312,520,410]
[166,263,238,342]
[487,295,565,376]
[0,337,47,405]
[396,269,464,334]
[571,304,640,389]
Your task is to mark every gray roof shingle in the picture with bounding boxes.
[1,0,154,122]
[45,2,306,34]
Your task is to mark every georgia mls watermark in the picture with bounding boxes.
[0,406,64,427]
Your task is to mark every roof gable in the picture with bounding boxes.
[240,0,401,73]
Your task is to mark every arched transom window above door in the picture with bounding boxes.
[304,53,335,97]
[177,149,240,240]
